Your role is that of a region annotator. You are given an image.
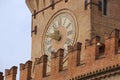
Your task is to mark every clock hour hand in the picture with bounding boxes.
[46,30,62,41]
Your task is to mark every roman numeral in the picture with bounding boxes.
[52,23,57,29]
[63,18,67,26]
[65,38,72,44]
[58,17,62,26]
[66,23,71,29]
[48,46,52,52]
[46,39,52,45]
[67,30,73,36]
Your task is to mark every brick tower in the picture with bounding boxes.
[25,0,120,80]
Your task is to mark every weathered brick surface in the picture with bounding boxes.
[26,0,91,63]
[91,0,120,39]
[0,72,4,80]
[39,29,120,80]
[34,55,48,80]
[20,61,32,80]
[5,66,17,80]
[2,0,120,80]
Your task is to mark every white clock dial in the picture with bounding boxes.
[44,13,77,58]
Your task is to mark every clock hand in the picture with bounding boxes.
[46,30,62,41]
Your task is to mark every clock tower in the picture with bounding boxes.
[26,0,91,63]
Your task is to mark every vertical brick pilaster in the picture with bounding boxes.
[5,66,17,80]
[51,49,64,76]
[68,42,82,74]
[104,33,111,57]
[0,72,4,80]
[20,61,32,80]
[86,36,100,65]
[110,29,119,55]
[74,42,82,66]
[34,55,48,80]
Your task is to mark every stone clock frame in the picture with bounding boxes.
[41,9,79,58]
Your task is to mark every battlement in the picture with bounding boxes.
[5,66,17,80]
[20,61,32,80]
[1,29,120,80]
[20,60,32,70]
[0,72,4,80]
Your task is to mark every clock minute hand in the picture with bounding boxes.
[46,30,62,41]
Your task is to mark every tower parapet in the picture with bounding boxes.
[20,61,32,80]
[51,49,64,76]
[34,55,48,80]
[5,66,17,80]
[2,29,120,80]
[0,72,4,80]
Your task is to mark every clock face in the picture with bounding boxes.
[44,13,77,58]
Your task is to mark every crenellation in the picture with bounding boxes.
[51,48,64,76]
[20,61,32,80]
[51,51,57,59]
[57,48,64,56]
[74,42,82,51]
[111,29,120,38]
[34,55,48,80]
[5,66,17,80]
[3,31,120,80]
[24,61,32,69]
[1,0,120,80]
[5,66,17,76]
[68,45,74,53]
[85,39,92,47]
[5,69,9,76]
[35,55,48,65]
[20,61,32,71]
[0,72,4,80]
[91,36,101,44]
[20,64,25,71]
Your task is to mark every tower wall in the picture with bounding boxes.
[26,0,91,62]
[91,0,120,39]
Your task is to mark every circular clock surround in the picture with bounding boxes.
[42,10,78,59]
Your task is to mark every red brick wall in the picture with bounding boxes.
[5,66,17,80]
[91,0,120,39]
[20,61,32,80]
[0,72,4,80]
[39,29,120,80]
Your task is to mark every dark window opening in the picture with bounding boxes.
[98,1,102,11]
[99,45,105,57]
[118,39,120,53]
[96,43,105,59]
[103,0,108,16]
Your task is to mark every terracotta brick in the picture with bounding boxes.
[51,49,64,76]
[5,66,17,80]
[20,61,32,80]
[0,72,4,80]
[34,55,48,80]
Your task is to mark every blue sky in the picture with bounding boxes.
[0,0,31,74]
